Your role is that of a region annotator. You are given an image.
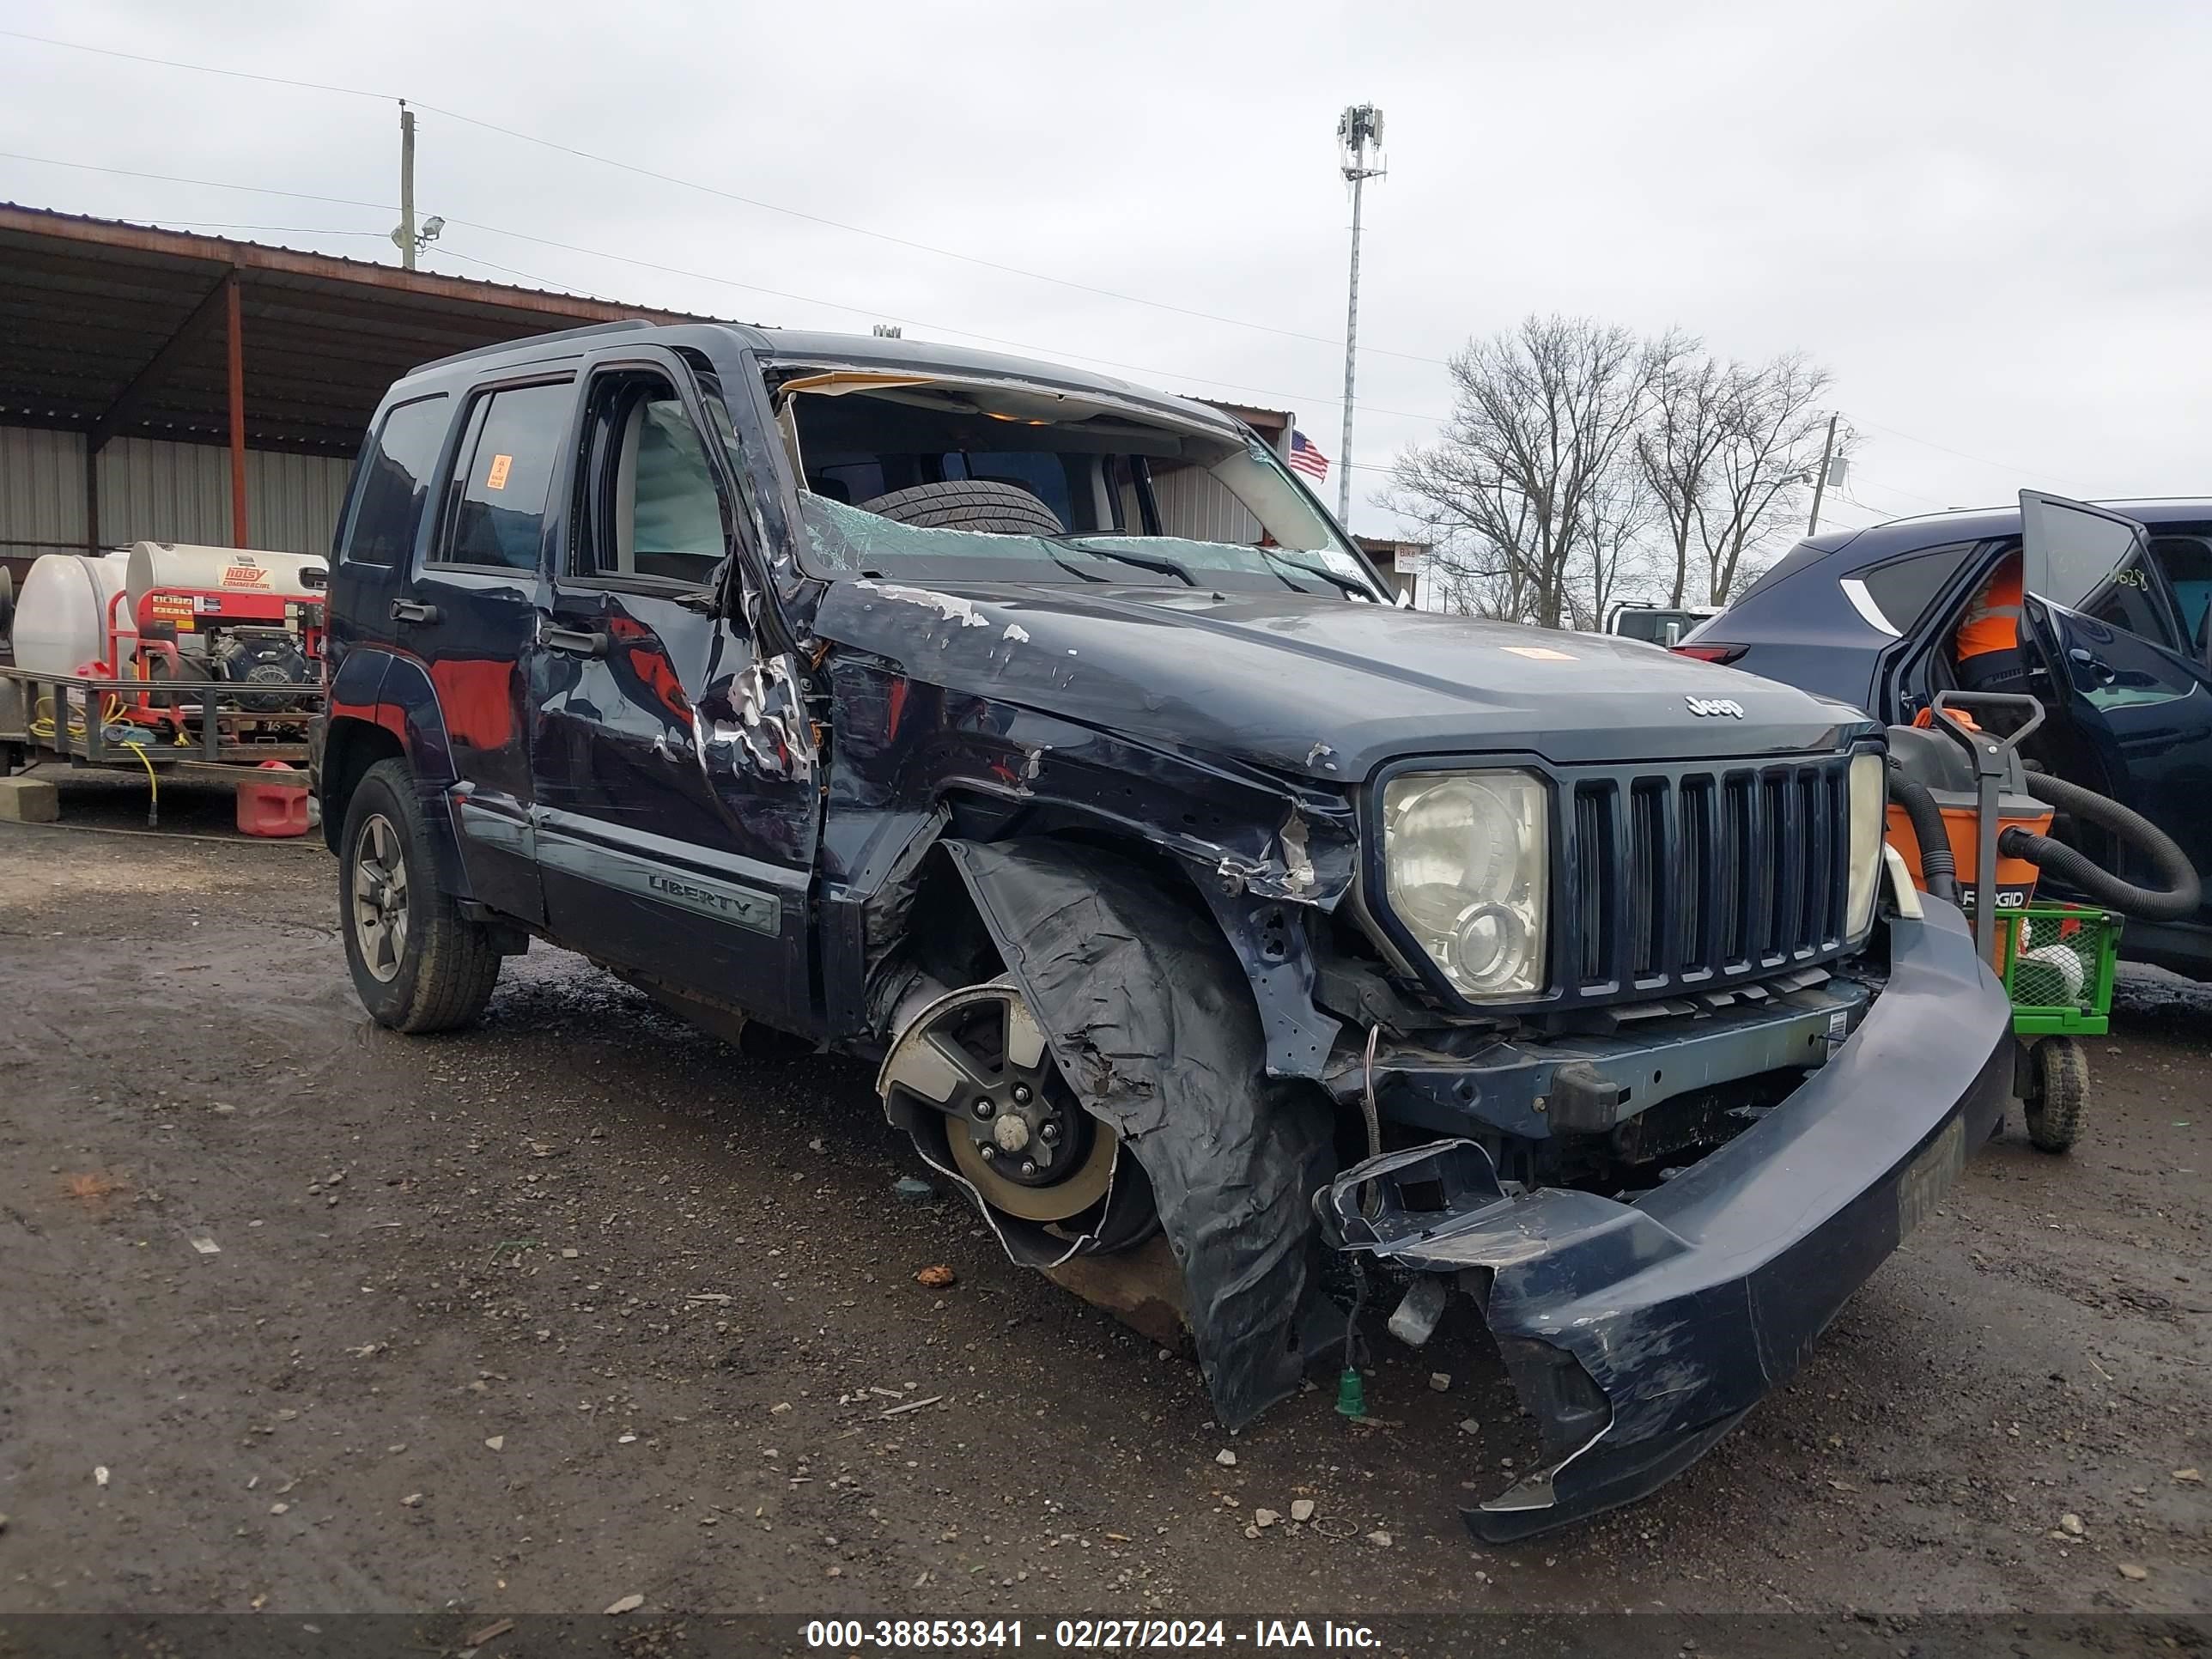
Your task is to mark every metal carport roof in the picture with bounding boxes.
[0,202,727,458]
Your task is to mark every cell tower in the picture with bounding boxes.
[1335,103,1386,526]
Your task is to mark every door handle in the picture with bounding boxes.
[539,623,609,659]
[390,599,441,624]
[2067,647,2118,685]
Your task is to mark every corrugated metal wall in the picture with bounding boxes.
[1151,462,1262,545]
[1,423,352,566]
[0,426,86,558]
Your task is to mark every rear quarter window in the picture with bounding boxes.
[338,395,450,567]
[1856,542,1978,635]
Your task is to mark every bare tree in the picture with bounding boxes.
[1572,461,1658,630]
[1638,354,1730,607]
[1386,316,1664,629]
[1694,353,1836,604]
[1388,319,1841,623]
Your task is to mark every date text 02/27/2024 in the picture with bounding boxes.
[802,1618,1383,1650]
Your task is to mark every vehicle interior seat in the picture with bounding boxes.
[614,397,725,582]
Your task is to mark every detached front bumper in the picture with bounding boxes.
[1322,899,2013,1542]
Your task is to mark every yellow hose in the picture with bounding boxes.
[28,692,159,819]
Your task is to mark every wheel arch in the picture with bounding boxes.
[320,649,468,894]
[319,715,404,855]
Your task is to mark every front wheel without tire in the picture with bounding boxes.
[339,757,501,1033]
[2024,1036,2088,1153]
[879,977,1156,1251]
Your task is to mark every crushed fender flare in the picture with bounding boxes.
[939,837,1340,1428]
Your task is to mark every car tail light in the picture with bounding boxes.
[1671,643,1745,665]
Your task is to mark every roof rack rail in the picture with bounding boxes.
[410,317,662,375]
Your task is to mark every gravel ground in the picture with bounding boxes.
[1,774,2205,1624]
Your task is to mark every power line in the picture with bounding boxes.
[0,27,392,103]
[423,246,612,299]
[1853,417,2089,493]
[0,26,1453,369]
[447,222,1454,419]
[0,149,398,215]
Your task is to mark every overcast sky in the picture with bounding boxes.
[4,0,2208,552]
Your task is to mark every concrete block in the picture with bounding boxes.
[0,775,58,823]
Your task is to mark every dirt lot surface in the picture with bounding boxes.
[2,775,2206,1628]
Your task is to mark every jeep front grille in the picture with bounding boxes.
[1566,756,1853,998]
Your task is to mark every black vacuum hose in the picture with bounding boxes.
[2000,772,2202,922]
[1887,764,1960,905]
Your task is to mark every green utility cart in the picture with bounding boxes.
[1996,902,2123,1153]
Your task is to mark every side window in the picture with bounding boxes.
[1856,542,1975,635]
[2081,554,2179,650]
[574,372,727,584]
[2148,531,2212,650]
[436,380,574,572]
[339,395,449,566]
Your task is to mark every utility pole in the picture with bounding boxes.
[1335,104,1385,528]
[398,100,417,270]
[1805,411,1839,535]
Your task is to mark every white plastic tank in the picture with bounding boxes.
[10,551,132,676]
[124,542,328,609]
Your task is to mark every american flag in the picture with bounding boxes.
[1288,429,1330,482]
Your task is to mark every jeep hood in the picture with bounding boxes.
[811,580,1869,780]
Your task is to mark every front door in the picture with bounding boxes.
[530,349,818,1028]
[397,374,577,927]
[2018,491,2212,926]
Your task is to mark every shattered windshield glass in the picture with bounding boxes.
[801,496,1382,599]
[778,376,1386,599]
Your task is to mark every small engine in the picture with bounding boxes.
[210,628,314,714]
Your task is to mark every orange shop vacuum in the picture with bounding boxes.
[1882,691,2198,958]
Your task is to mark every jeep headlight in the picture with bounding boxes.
[1845,750,1886,938]
[1382,770,1549,1000]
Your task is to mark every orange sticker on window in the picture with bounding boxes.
[485,453,514,490]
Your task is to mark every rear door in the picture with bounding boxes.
[2018,490,2212,921]
[396,374,577,926]
[529,346,817,1027]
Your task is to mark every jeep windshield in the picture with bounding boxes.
[775,370,1387,599]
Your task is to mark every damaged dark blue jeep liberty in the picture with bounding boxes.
[315,321,2014,1540]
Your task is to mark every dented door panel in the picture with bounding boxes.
[532,588,818,1028]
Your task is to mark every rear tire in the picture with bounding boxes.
[2024,1036,2088,1153]
[856,479,1066,536]
[339,757,501,1033]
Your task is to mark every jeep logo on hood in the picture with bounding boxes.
[1685,696,1745,718]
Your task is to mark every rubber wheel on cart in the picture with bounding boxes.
[339,757,502,1033]
[2024,1036,2088,1154]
